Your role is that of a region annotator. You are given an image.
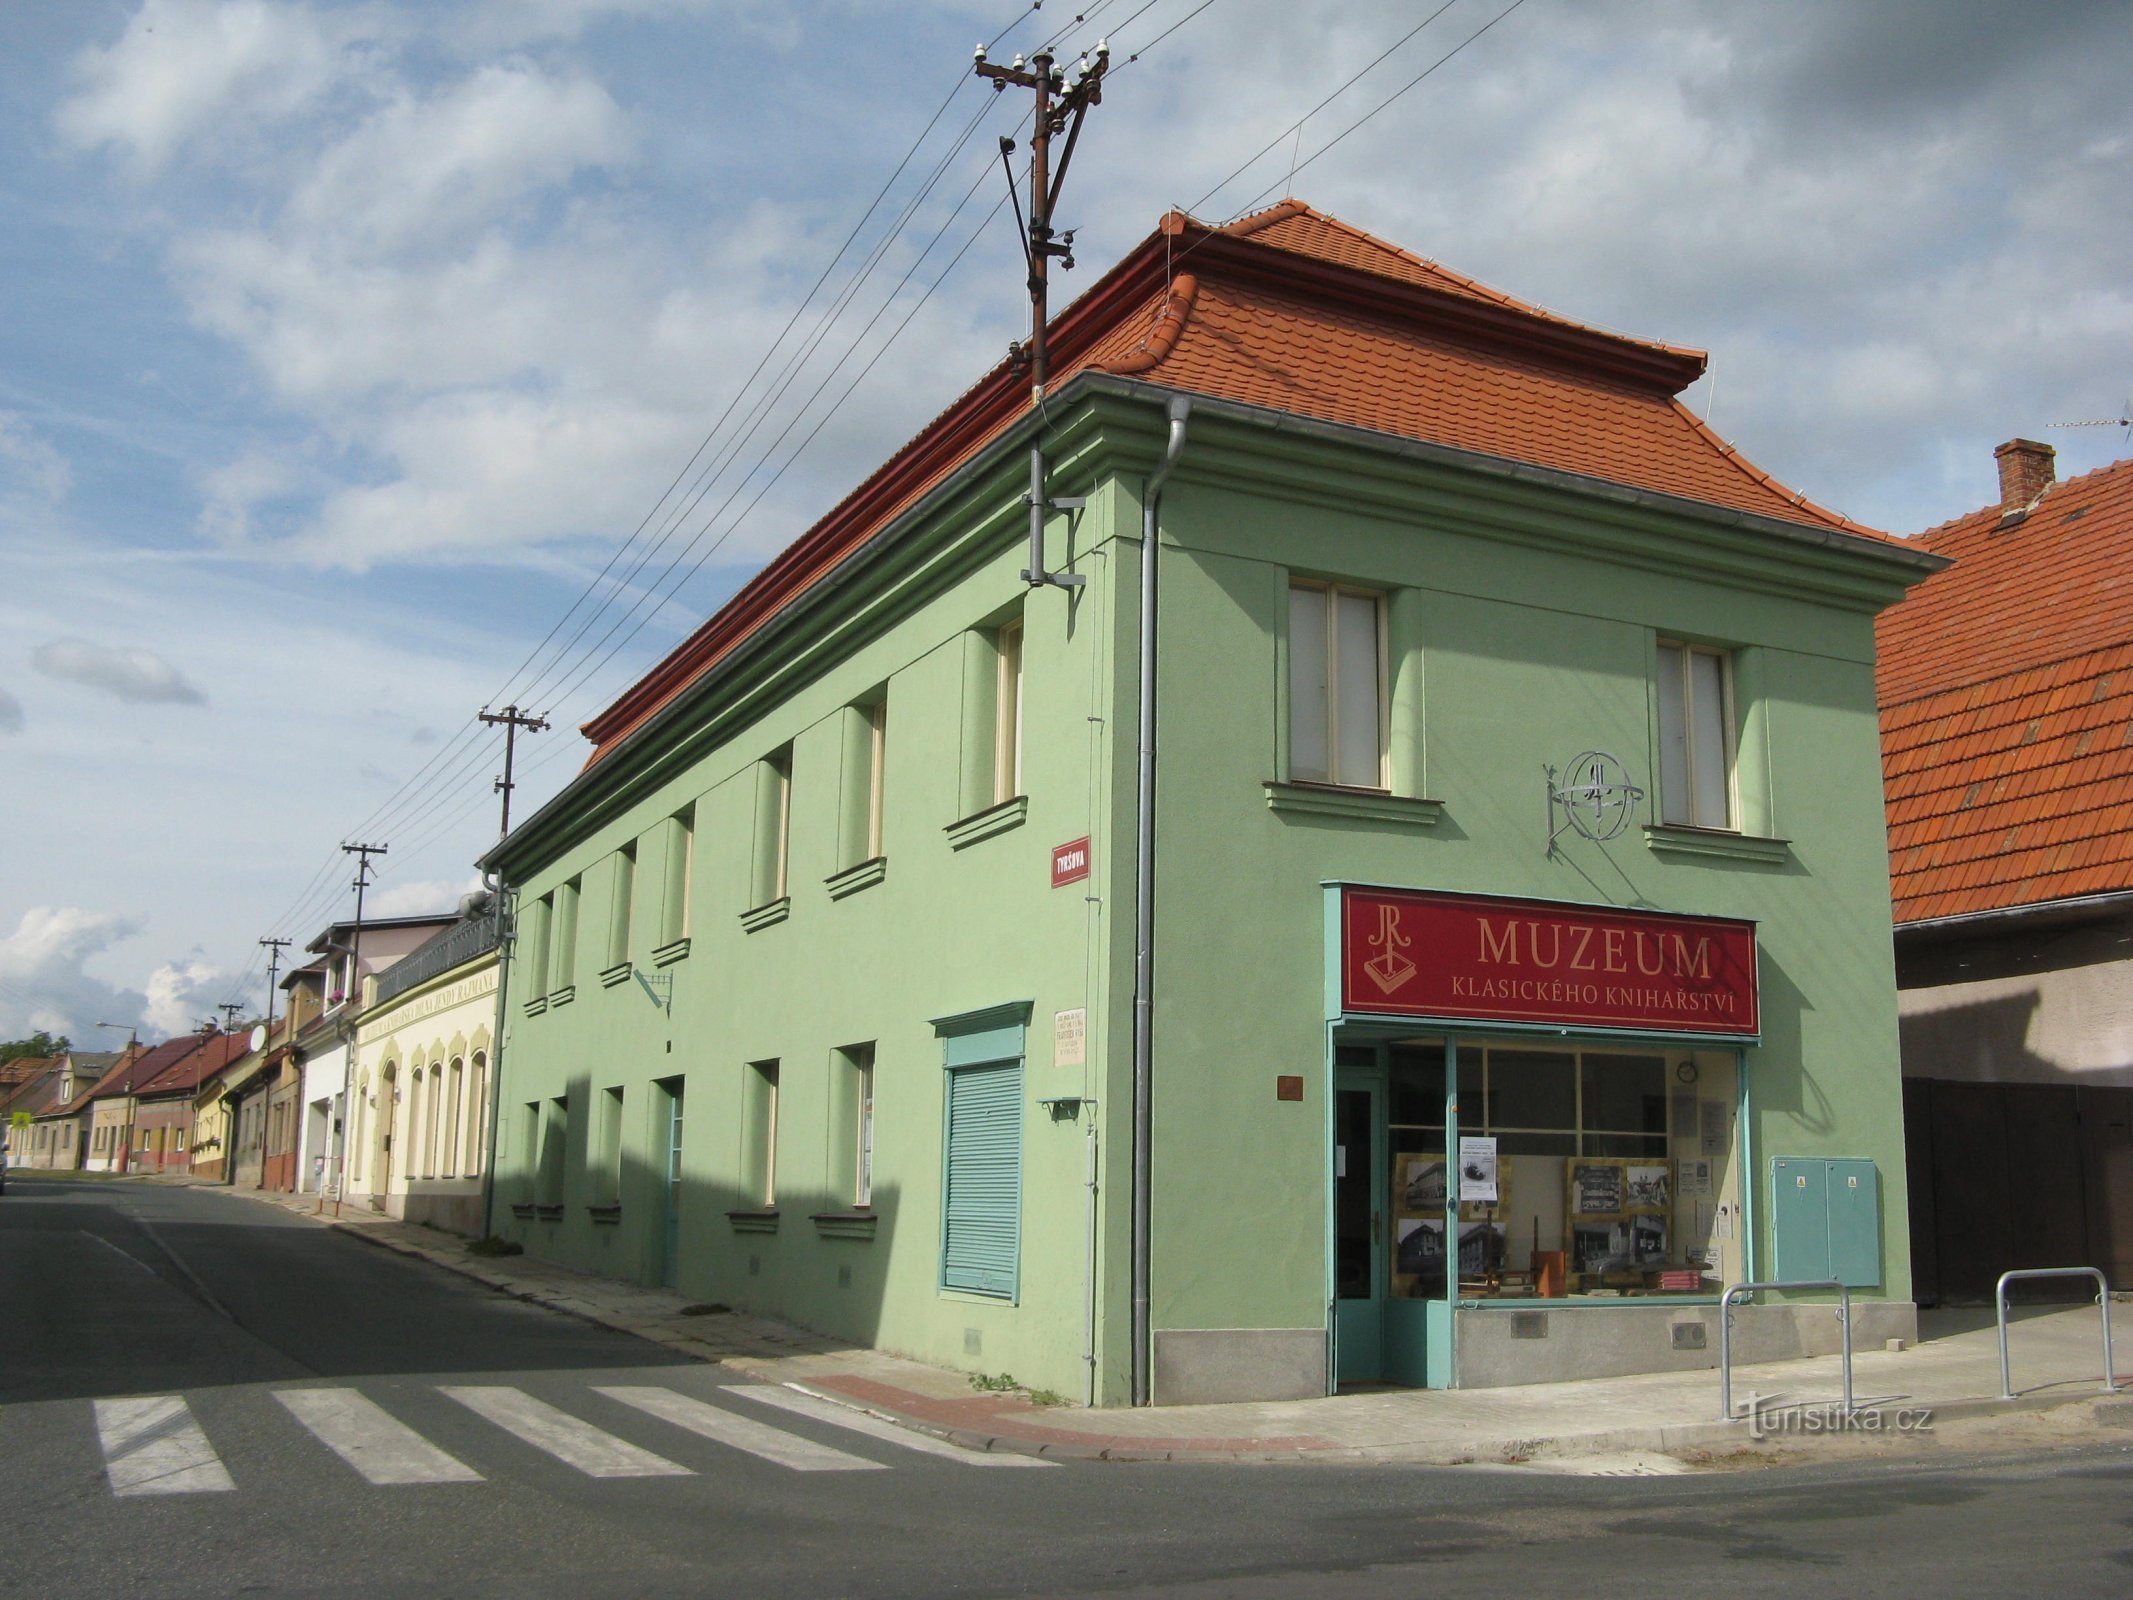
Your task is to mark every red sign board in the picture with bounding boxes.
[1339,886,1758,1038]
[1051,837,1091,889]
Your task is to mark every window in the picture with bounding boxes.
[994,618,1024,803]
[744,1060,779,1206]
[465,1052,489,1177]
[1289,581,1386,788]
[836,698,888,870]
[1656,640,1734,830]
[751,751,791,909]
[659,807,694,946]
[832,1043,875,1206]
[540,1095,569,1203]
[607,845,635,970]
[442,1057,463,1178]
[425,1066,443,1177]
[597,1084,624,1203]
[552,878,581,992]
[523,894,552,998]
[1381,1040,1739,1293]
[935,1005,1029,1299]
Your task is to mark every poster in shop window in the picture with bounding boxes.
[1399,1156,1448,1214]
[1456,1136,1498,1204]
[1396,1216,1446,1276]
[1625,1164,1670,1210]
[1572,1161,1623,1215]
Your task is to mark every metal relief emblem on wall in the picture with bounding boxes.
[1546,750,1645,853]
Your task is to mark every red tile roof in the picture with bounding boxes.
[1878,455,2133,923]
[573,202,1889,769]
[134,1031,249,1099]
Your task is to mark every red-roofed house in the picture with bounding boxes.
[1879,441,2133,1302]
[83,1033,212,1172]
[487,201,1936,1401]
[132,1029,252,1176]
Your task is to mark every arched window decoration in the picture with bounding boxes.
[425,1066,443,1179]
[408,1066,427,1182]
[351,1075,369,1183]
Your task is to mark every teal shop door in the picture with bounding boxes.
[1334,1070,1386,1384]
[660,1082,684,1290]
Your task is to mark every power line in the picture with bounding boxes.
[1227,0,1531,220]
[1189,0,1458,215]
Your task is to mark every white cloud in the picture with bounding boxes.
[142,957,225,1037]
[0,414,73,502]
[287,61,634,252]
[0,690,22,736]
[32,636,208,706]
[370,875,484,918]
[54,0,394,178]
[0,907,142,1043]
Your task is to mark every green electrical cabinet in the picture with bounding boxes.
[1771,1158,1882,1288]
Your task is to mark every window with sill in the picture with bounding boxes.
[836,694,887,872]
[1289,581,1387,789]
[1656,640,1736,831]
[751,749,792,909]
[957,612,1026,820]
[659,804,695,948]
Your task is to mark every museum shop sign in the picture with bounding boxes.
[1339,887,1758,1039]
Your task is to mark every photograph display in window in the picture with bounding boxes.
[1376,1039,1739,1299]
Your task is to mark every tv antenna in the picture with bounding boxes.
[2048,396,2132,445]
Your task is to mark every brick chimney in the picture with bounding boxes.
[1995,438,2056,515]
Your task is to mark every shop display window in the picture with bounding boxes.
[1377,1037,1741,1301]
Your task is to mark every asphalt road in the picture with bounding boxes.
[4,1175,2131,1599]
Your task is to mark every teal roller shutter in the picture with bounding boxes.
[942,1059,1022,1297]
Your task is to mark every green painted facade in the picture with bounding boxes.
[488,375,1930,1406]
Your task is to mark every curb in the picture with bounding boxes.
[200,1183,2133,1468]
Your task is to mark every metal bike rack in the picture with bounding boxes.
[1719,1278,1852,1422]
[1995,1268,2122,1400]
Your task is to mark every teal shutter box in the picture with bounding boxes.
[1771,1158,1881,1288]
[933,1001,1031,1300]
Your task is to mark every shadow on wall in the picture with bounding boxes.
[1901,989,2133,1305]
[496,1142,911,1364]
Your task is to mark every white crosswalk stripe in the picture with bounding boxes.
[727,1384,1056,1467]
[439,1386,692,1478]
[593,1386,888,1473]
[94,1396,235,1496]
[275,1389,483,1485]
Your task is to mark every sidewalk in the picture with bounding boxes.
[207,1178,2131,1468]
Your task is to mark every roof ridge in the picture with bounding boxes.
[1668,398,1880,538]
[1919,451,2133,545]
[1220,200,1708,364]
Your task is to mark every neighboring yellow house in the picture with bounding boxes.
[349,914,499,1235]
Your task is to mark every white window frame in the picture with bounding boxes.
[1656,639,1738,831]
[994,617,1024,803]
[855,1048,875,1207]
[867,700,887,859]
[1287,580,1389,789]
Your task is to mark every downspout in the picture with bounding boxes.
[478,871,513,1242]
[1131,393,1191,1407]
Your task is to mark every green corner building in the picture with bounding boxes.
[483,202,1942,1406]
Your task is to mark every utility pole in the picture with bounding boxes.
[251,935,291,1188]
[333,841,387,1212]
[217,1002,243,1032]
[480,705,549,837]
[975,34,1109,591]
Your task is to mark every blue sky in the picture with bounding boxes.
[3,0,2129,1043]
